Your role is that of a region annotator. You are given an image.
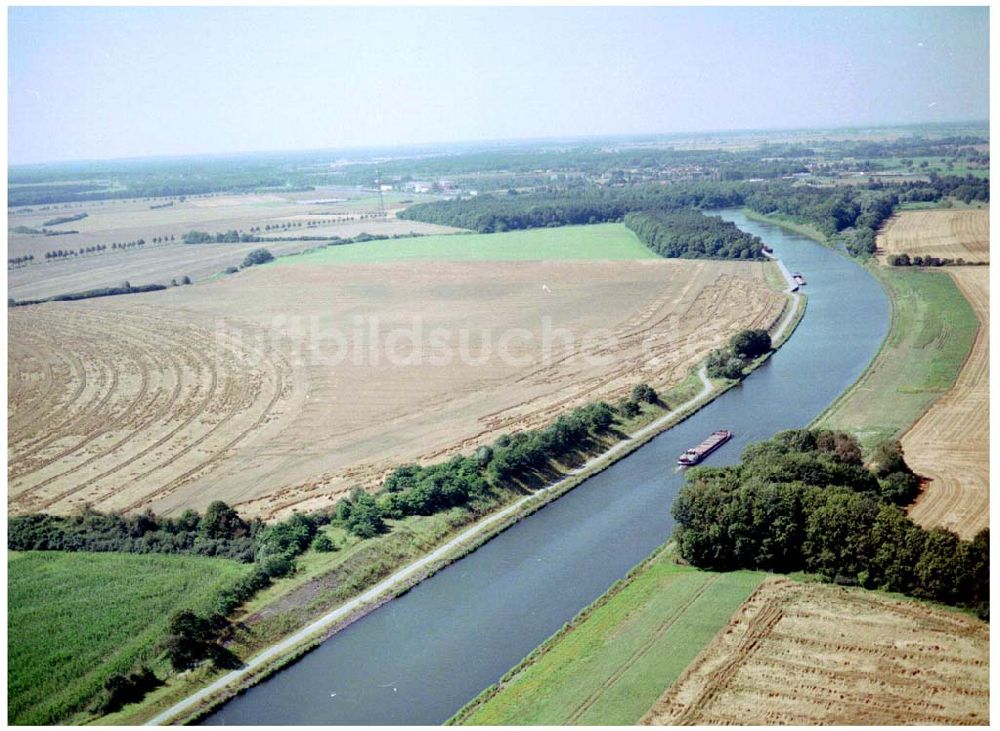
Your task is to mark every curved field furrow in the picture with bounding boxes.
[642,578,988,726]
[117,334,287,513]
[22,344,214,512]
[7,344,61,432]
[9,317,152,481]
[905,267,989,539]
[8,321,94,461]
[10,254,781,520]
[11,314,195,504]
[7,304,289,516]
[9,341,120,478]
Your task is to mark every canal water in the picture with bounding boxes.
[202,210,889,725]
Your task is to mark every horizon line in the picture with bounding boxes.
[8,118,989,170]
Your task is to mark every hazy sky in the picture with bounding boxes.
[8,6,990,164]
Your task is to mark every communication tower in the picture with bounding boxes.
[375,168,386,219]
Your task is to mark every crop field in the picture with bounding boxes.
[8,303,293,516]
[905,267,989,539]
[814,267,978,448]
[281,223,657,264]
[8,550,252,725]
[877,209,989,263]
[8,226,786,519]
[643,577,989,725]
[8,188,458,301]
[454,556,763,725]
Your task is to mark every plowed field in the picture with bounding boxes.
[642,577,989,726]
[906,267,989,538]
[878,209,989,263]
[8,245,785,519]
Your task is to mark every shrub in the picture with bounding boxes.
[312,534,336,552]
[241,248,274,268]
[631,383,659,404]
[618,398,641,418]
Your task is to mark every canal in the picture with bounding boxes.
[202,209,890,725]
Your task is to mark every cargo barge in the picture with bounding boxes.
[792,271,807,286]
[677,429,733,466]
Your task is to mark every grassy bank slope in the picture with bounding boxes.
[452,548,763,726]
[814,265,978,448]
[8,551,252,725]
[280,223,656,264]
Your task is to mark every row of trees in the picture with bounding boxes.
[334,396,630,539]
[672,429,987,616]
[43,244,107,260]
[183,229,262,244]
[10,281,167,307]
[8,254,34,267]
[888,253,988,267]
[42,211,88,227]
[623,209,765,260]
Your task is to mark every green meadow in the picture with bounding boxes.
[452,550,763,725]
[282,223,657,264]
[815,266,978,448]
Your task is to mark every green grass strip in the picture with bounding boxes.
[277,223,657,264]
[814,265,978,449]
[454,550,763,725]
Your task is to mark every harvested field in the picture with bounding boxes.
[642,577,989,726]
[8,188,458,301]
[8,229,786,519]
[906,267,989,539]
[878,209,989,263]
[8,303,293,515]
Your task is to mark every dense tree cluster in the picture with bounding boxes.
[624,209,765,260]
[9,505,258,561]
[706,328,772,380]
[744,175,988,256]
[398,183,747,233]
[744,185,899,256]
[8,500,326,579]
[672,429,988,616]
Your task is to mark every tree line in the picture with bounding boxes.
[623,209,765,260]
[672,429,988,618]
[42,212,88,227]
[399,174,987,260]
[335,397,631,538]
[887,253,988,267]
[9,281,167,308]
[398,183,747,233]
[743,175,989,256]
